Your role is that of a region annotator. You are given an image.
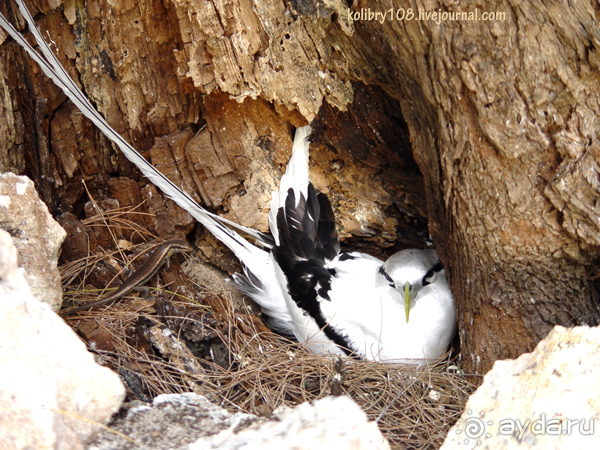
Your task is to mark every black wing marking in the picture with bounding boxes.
[273,183,355,356]
[315,186,341,261]
[277,184,340,264]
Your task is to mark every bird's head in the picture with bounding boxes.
[377,249,444,323]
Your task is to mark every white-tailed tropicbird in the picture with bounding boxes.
[0,4,457,364]
[235,126,457,363]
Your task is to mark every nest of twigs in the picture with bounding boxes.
[59,207,477,449]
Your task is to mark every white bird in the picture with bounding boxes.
[235,126,457,363]
[0,4,456,364]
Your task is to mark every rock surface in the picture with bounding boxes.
[89,393,390,450]
[0,228,126,450]
[441,325,600,449]
[0,173,66,311]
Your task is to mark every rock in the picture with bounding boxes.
[88,393,390,450]
[0,227,30,293]
[442,325,600,449]
[188,395,391,450]
[0,173,66,311]
[88,393,260,450]
[0,229,126,450]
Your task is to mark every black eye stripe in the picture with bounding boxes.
[381,261,444,288]
[422,261,444,286]
[379,266,394,285]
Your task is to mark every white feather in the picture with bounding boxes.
[268,125,311,245]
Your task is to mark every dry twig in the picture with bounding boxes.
[60,210,476,449]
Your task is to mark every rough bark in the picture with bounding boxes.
[2,0,600,374]
[342,0,600,373]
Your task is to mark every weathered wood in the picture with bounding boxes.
[3,0,599,374]
[342,1,600,373]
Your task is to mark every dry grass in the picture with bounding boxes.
[60,207,477,449]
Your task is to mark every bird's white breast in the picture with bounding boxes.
[317,255,456,363]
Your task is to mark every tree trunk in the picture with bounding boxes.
[1,0,600,374]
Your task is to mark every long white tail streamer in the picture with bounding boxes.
[1,4,313,334]
[0,2,269,254]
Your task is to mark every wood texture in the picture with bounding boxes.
[2,0,600,373]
